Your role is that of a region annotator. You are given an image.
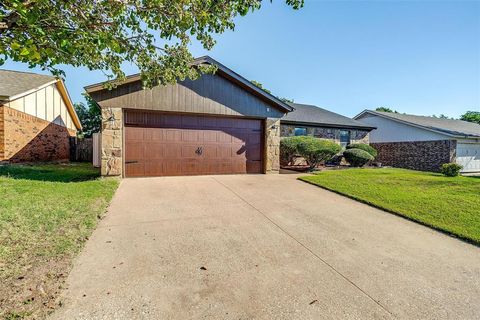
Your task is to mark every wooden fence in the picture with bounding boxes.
[69,137,93,162]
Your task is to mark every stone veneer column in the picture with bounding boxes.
[265,118,281,173]
[101,107,123,176]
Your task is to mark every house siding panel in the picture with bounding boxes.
[356,113,448,142]
[90,73,285,119]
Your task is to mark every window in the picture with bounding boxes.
[294,127,307,136]
[340,130,350,147]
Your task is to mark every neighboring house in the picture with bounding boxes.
[281,103,375,147]
[0,70,81,162]
[354,110,480,173]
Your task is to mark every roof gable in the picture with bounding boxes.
[281,103,376,130]
[85,56,293,113]
[355,110,480,138]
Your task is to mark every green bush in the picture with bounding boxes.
[296,136,341,170]
[440,163,463,177]
[346,143,378,158]
[280,136,304,165]
[343,148,374,167]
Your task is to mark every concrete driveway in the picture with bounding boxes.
[50,174,480,320]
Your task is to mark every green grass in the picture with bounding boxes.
[0,163,119,317]
[300,168,480,244]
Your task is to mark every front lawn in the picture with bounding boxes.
[0,163,119,319]
[300,168,480,244]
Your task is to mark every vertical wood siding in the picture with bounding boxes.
[91,74,285,119]
[5,83,77,131]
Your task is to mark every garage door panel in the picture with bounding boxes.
[203,130,218,142]
[125,162,145,177]
[202,145,218,159]
[247,133,261,144]
[144,129,164,141]
[125,127,145,141]
[164,129,181,142]
[125,144,144,160]
[145,161,164,176]
[247,161,262,173]
[125,112,263,177]
[181,159,202,174]
[457,143,480,173]
[181,145,200,158]
[218,132,232,142]
[246,146,262,160]
[182,130,200,142]
[144,143,164,160]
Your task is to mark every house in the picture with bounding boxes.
[0,70,81,162]
[86,56,372,177]
[281,103,375,147]
[354,110,480,173]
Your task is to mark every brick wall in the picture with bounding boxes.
[280,124,370,144]
[371,140,457,172]
[2,106,76,162]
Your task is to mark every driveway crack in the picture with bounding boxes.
[211,176,394,318]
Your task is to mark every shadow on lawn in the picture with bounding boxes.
[0,163,100,182]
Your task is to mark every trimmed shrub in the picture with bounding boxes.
[296,136,341,170]
[280,136,304,165]
[440,163,462,177]
[343,148,374,167]
[346,143,378,158]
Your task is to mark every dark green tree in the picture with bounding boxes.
[460,111,480,125]
[251,80,294,103]
[74,96,101,138]
[0,1,303,88]
[375,107,397,113]
[251,80,272,94]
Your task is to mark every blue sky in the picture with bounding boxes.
[2,1,479,118]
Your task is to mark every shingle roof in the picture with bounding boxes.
[363,110,480,138]
[282,103,376,130]
[0,69,56,100]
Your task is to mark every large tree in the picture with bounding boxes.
[460,111,480,125]
[74,96,101,138]
[0,1,303,88]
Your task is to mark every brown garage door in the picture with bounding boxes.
[124,111,264,177]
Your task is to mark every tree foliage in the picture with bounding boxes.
[375,107,398,113]
[346,143,377,158]
[460,111,480,125]
[74,96,101,138]
[280,136,304,165]
[250,80,272,94]
[0,0,303,88]
[295,136,341,170]
[343,148,374,167]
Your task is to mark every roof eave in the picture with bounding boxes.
[354,110,463,138]
[55,80,82,130]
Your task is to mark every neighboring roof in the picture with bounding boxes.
[281,103,376,130]
[355,110,480,138]
[0,69,56,100]
[84,56,294,113]
[0,69,82,130]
